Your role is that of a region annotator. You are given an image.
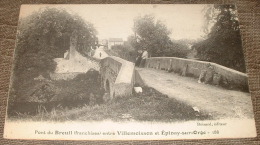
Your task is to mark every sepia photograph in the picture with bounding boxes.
[4,4,256,140]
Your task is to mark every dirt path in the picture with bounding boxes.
[93,46,109,59]
[136,68,254,119]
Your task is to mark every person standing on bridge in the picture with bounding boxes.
[140,48,148,67]
[135,49,143,67]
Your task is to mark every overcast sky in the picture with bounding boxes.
[20,4,207,41]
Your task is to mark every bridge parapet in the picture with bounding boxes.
[100,56,135,99]
[145,57,248,91]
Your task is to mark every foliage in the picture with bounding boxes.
[11,8,97,102]
[193,5,246,72]
[130,14,188,58]
[109,44,136,62]
[8,70,103,117]
[164,40,190,58]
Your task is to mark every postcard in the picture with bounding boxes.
[4,4,256,140]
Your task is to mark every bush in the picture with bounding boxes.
[10,8,97,105]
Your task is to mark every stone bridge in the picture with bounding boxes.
[100,55,249,100]
[100,56,138,99]
[59,33,250,118]
[94,53,253,118]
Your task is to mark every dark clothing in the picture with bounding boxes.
[135,57,142,67]
[140,59,146,68]
[135,53,142,67]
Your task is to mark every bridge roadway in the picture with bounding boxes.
[136,68,254,119]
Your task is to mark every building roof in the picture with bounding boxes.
[109,38,123,42]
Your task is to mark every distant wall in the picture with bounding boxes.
[145,57,248,91]
[100,56,135,99]
[54,50,100,74]
[52,50,100,80]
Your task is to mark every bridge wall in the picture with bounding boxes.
[145,57,248,91]
[100,56,135,99]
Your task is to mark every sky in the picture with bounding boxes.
[20,4,207,41]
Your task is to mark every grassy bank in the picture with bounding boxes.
[8,70,104,117]
[10,86,211,122]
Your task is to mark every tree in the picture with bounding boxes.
[11,8,97,100]
[131,14,188,58]
[132,15,170,57]
[193,5,246,72]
